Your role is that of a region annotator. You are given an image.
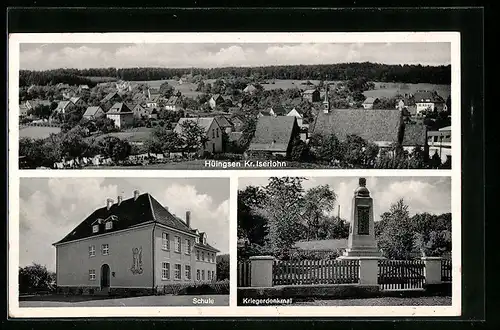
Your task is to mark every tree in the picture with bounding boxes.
[111,139,132,161]
[376,199,416,259]
[146,126,181,154]
[60,126,92,160]
[19,263,56,294]
[28,104,52,119]
[178,120,208,153]
[94,117,118,134]
[302,185,337,240]
[262,177,305,254]
[216,254,230,281]
[96,136,122,159]
[308,133,343,165]
[159,82,175,98]
[237,186,267,245]
[289,136,309,161]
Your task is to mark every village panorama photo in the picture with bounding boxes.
[237,176,455,308]
[14,36,454,170]
[13,177,230,311]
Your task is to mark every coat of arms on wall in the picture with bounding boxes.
[131,247,143,275]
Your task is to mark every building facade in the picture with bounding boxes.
[53,191,219,296]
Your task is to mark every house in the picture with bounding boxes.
[312,107,407,149]
[362,97,379,109]
[230,115,245,132]
[116,81,132,93]
[243,84,257,94]
[165,96,182,111]
[414,90,446,114]
[100,92,123,109]
[174,117,223,153]
[427,126,451,163]
[54,100,75,114]
[208,94,225,109]
[132,103,158,120]
[271,105,287,116]
[70,97,86,107]
[401,122,429,154]
[106,103,134,129]
[19,103,29,117]
[83,106,105,120]
[62,89,75,100]
[302,89,320,103]
[78,85,91,97]
[25,99,52,111]
[214,116,233,134]
[52,190,219,296]
[286,107,305,127]
[247,116,300,157]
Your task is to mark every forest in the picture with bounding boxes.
[19,62,451,87]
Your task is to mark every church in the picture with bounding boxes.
[53,190,219,295]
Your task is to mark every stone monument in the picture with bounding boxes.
[339,178,382,258]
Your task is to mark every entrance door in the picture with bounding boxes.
[212,143,215,153]
[100,264,110,289]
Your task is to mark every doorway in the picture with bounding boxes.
[100,264,110,289]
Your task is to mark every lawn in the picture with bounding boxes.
[292,296,452,306]
[19,294,229,307]
[19,126,61,139]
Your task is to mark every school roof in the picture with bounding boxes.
[311,109,402,143]
[107,102,133,114]
[174,117,216,134]
[401,123,428,146]
[248,116,297,153]
[53,192,197,245]
[83,106,104,117]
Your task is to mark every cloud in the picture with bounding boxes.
[19,42,451,70]
[19,178,228,271]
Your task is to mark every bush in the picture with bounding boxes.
[159,280,230,295]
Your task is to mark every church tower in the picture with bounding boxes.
[323,84,330,113]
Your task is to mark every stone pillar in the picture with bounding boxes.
[422,257,443,284]
[340,178,381,258]
[250,256,275,287]
[358,257,380,285]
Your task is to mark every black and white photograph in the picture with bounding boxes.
[14,34,455,170]
[237,176,455,308]
[14,177,229,310]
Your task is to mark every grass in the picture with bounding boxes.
[19,126,61,139]
[87,127,153,144]
[292,296,452,306]
[19,294,229,307]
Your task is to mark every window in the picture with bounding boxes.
[203,236,207,245]
[89,245,95,257]
[162,232,170,250]
[201,270,205,281]
[92,225,99,233]
[105,221,113,230]
[195,236,199,244]
[196,250,200,261]
[197,269,200,281]
[185,265,191,280]
[102,244,109,255]
[185,239,191,255]
[174,236,181,253]
[216,128,219,138]
[89,269,96,281]
[162,262,170,280]
[212,129,215,138]
[202,251,205,261]
[208,270,211,281]
[174,264,181,280]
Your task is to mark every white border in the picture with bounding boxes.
[8,32,461,318]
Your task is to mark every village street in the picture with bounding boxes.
[19,294,229,307]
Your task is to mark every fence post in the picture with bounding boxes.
[249,256,274,287]
[421,256,443,284]
[358,257,380,286]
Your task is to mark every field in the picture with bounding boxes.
[19,294,229,307]
[87,127,153,144]
[129,79,204,98]
[19,126,61,139]
[364,82,451,100]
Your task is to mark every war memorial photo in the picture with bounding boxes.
[17,177,230,307]
[17,42,452,170]
[237,176,452,306]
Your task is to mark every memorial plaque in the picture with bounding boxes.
[357,206,370,235]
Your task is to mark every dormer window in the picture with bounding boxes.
[105,221,113,230]
[203,236,207,245]
[92,225,99,233]
[195,236,199,244]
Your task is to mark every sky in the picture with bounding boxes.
[238,176,451,220]
[19,42,451,70]
[19,178,229,271]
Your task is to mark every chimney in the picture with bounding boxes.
[106,198,114,210]
[186,211,191,228]
[133,190,140,201]
[117,195,123,206]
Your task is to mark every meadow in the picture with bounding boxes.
[364,82,451,100]
[19,126,61,139]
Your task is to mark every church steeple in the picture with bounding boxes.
[323,84,330,113]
